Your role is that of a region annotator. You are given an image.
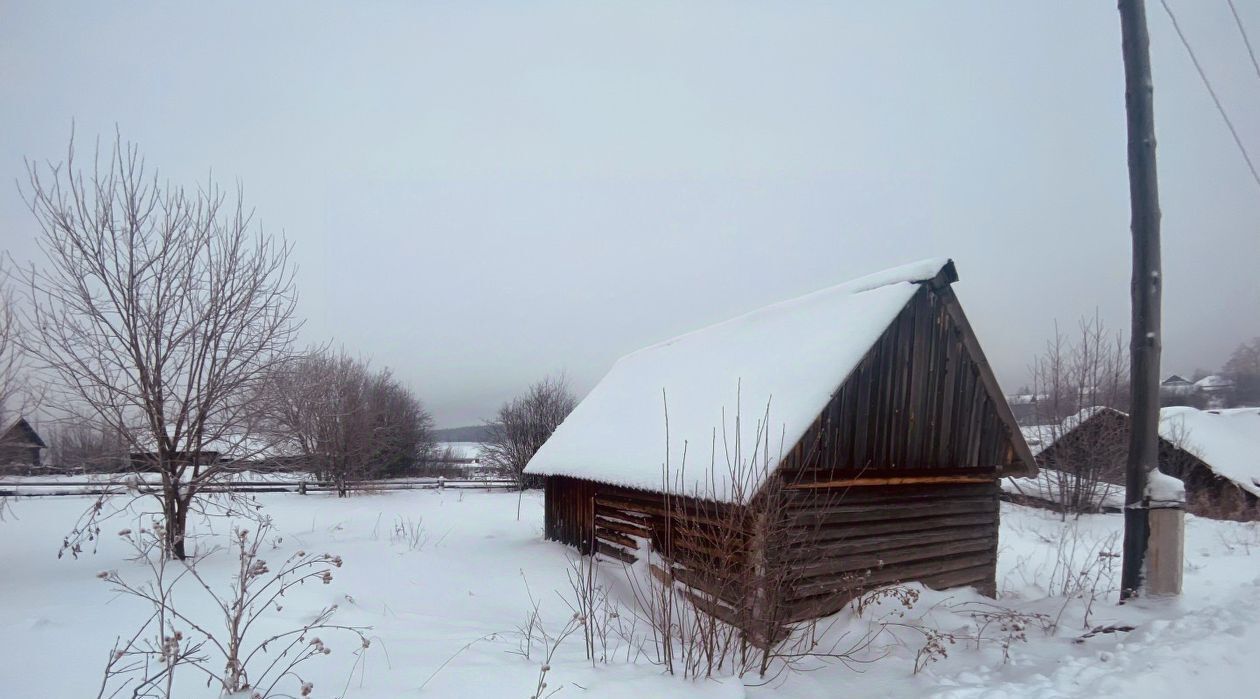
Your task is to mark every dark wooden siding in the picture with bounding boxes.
[771,479,999,623]
[781,285,1020,481]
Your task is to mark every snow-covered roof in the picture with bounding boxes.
[1159,407,1260,497]
[1023,406,1125,457]
[525,258,965,502]
[1194,374,1233,390]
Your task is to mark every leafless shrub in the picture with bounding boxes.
[96,518,369,699]
[607,395,882,682]
[1005,519,1119,630]
[389,516,429,551]
[0,264,37,425]
[16,131,300,559]
[1217,522,1260,554]
[1026,314,1129,516]
[1223,337,1260,406]
[47,422,130,473]
[851,584,921,618]
[482,375,576,489]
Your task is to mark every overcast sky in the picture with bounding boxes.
[2,1,1258,427]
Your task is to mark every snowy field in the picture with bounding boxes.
[2,490,1258,698]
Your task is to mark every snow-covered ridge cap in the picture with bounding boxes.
[618,257,955,363]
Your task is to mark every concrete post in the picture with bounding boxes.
[1145,503,1184,596]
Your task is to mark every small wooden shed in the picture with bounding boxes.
[0,417,47,471]
[524,259,1036,628]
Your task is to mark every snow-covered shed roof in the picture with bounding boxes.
[525,258,1027,501]
[1160,407,1260,497]
[1022,406,1126,457]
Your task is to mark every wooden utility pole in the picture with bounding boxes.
[1118,0,1163,600]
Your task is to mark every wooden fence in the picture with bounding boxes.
[0,478,517,498]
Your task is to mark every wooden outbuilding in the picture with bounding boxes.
[0,417,46,472]
[524,259,1036,631]
[1021,406,1259,520]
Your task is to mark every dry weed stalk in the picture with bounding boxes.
[96,518,369,699]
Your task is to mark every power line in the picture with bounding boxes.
[1158,0,1260,191]
[1225,0,1260,81]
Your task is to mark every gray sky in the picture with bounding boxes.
[2,1,1258,427]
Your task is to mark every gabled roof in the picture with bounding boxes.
[1161,407,1260,497]
[1023,406,1127,457]
[526,258,1028,501]
[1023,406,1260,498]
[1162,374,1192,385]
[1,417,46,449]
[1194,374,1233,389]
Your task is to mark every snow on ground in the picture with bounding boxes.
[1,490,1257,698]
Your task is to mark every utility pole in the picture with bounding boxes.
[1118,0,1163,600]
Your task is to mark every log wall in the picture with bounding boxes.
[772,478,999,623]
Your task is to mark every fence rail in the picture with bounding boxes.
[0,478,518,498]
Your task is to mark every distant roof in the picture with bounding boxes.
[1,417,46,449]
[1194,374,1233,389]
[1021,406,1125,457]
[1162,375,1193,385]
[526,258,1025,501]
[1160,407,1260,497]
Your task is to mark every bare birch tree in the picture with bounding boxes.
[16,133,299,559]
[482,375,576,488]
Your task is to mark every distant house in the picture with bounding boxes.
[1193,375,1235,407]
[1005,393,1045,427]
[1160,407,1260,519]
[1160,374,1196,397]
[1011,406,1260,520]
[0,417,47,472]
[525,258,1036,630]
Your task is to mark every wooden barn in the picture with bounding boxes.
[524,259,1036,630]
[0,417,47,472]
[1159,407,1260,519]
[1023,406,1260,520]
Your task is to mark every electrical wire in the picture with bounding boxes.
[1158,0,1260,190]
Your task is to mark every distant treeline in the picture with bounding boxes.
[432,424,496,443]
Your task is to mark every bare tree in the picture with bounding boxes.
[1223,337,1260,406]
[258,350,433,495]
[46,422,130,474]
[1026,314,1130,515]
[482,375,576,488]
[0,264,41,424]
[16,132,299,559]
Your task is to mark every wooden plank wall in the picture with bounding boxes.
[544,476,754,609]
[780,285,1018,481]
[773,479,1000,623]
